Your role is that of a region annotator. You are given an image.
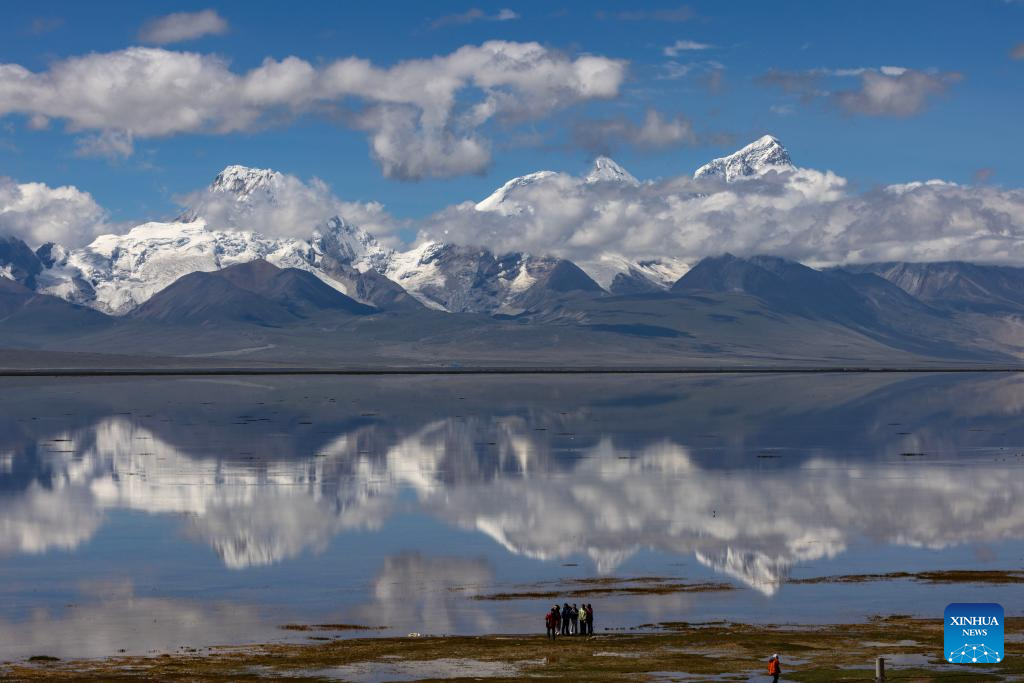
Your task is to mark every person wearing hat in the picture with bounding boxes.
[768,653,782,682]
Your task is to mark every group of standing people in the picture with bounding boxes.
[544,603,594,638]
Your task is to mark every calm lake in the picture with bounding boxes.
[1,372,1022,660]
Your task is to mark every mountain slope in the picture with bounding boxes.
[385,242,604,315]
[0,277,111,335]
[672,254,984,359]
[131,260,375,325]
[840,262,1024,312]
[0,236,43,287]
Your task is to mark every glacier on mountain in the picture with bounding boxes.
[33,163,396,314]
[35,218,391,315]
[693,134,794,182]
[384,240,577,314]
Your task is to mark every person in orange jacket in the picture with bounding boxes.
[768,653,782,682]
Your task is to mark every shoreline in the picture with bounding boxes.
[4,616,1022,681]
[2,365,1024,377]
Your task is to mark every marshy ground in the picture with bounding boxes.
[2,614,1021,681]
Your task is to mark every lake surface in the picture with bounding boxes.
[1,372,1023,660]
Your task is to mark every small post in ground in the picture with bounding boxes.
[875,656,885,682]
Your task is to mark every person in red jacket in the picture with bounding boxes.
[768,653,782,682]
[545,607,558,639]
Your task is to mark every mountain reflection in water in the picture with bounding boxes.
[1,372,1023,655]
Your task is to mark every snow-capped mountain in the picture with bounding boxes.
[35,218,393,315]
[468,156,686,295]
[177,164,281,223]
[473,170,561,215]
[31,166,400,314]
[575,253,689,294]
[385,241,601,314]
[693,134,794,182]
[37,220,323,314]
[26,159,606,316]
[9,137,810,318]
[474,155,643,216]
[585,156,639,185]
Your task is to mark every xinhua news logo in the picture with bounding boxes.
[944,603,1004,664]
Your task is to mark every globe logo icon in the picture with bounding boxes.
[948,644,1001,664]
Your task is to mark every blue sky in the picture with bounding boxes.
[0,0,1022,227]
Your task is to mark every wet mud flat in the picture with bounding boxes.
[469,576,736,601]
[4,616,1023,681]
[789,569,1024,585]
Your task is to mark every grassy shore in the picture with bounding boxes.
[2,615,1021,681]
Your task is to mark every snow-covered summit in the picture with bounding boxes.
[178,165,284,222]
[474,170,560,215]
[693,135,794,182]
[209,165,281,198]
[585,156,639,185]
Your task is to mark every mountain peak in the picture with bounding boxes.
[751,134,782,148]
[693,135,794,182]
[209,165,282,199]
[475,170,559,214]
[585,156,639,185]
[0,235,43,286]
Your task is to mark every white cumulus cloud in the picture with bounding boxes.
[418,156,1024,270]
[0,177,110,247]
[180,168,404,242]
[0,43,626,180]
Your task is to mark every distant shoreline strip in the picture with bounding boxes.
[0,366,1022,377]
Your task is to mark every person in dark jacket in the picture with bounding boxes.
[570,603,579,634]
[561,602,571,635]
[585,603,594,634]
[545,609,556,639]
